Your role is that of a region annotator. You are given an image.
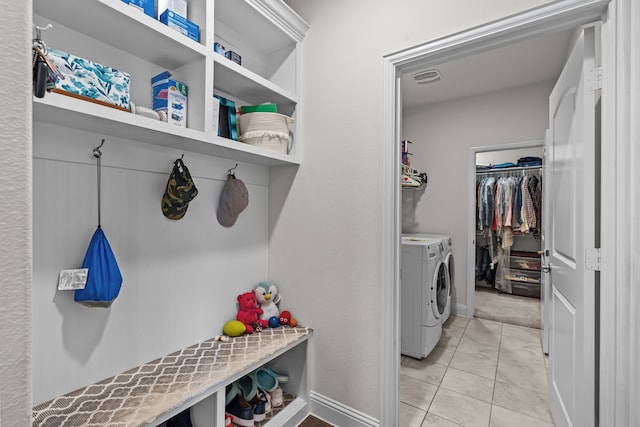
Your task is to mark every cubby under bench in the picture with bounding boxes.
[33,327,313,427]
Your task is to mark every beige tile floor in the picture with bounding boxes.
[400,316,553,427]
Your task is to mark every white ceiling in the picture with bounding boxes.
[401,29,574,109]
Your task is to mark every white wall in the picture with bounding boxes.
[402,81,552,311]
[32,122,270,404]
[275,0,552,420]
[0,1,32,425]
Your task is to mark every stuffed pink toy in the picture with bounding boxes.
[236,291,266,333]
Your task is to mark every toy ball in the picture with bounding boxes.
[279,310,292,325]
[223,320,246,337]
[289,318,298,327]
[268,316,281,328]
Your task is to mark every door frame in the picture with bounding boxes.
[381,1,639,426]
[465,140,544,319]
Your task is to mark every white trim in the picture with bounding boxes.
[599,1,639,426]
[466,140,543,319]
[455,303,468,317]
[382,1,613,425]
[310,391,380,427]
[248,0,309,42]
[380,56,401,427]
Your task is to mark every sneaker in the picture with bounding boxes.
[258,388,272,413]
[166,408,193,427]
[224,415,232,426]
[270,386,283,408]
[249,391,267,422]
[225,393,255,427]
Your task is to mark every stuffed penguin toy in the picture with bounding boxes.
[254,281,281,322]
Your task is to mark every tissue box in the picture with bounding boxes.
[151,71,188,127]
[46,47,131,111]
[160,9,200,42]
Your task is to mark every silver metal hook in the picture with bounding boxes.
[33,24,52,54]
[228,163,238,176]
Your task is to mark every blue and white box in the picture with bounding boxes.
[151,71,188,127]
[46,47,131,111]
[160,9,199,42]
[123,0,155,18]
[157,0,187,19]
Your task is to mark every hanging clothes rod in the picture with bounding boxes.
[475,165,542,176]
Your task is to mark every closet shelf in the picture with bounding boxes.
[34,0,208,70]
[213,56,298,116]
[475,164,542,175]
[34,93,300,166]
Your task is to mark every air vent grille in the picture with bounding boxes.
[413,69,442,84]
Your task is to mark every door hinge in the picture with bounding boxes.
[585,248,601,271]
[587,66,602,91]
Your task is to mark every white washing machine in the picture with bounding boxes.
[404,234,454,324]
[400,235,448,359]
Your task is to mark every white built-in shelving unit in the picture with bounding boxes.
[33,0,308,166]
[31,1,310,426]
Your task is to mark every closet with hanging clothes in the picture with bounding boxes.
[475,158,543,298]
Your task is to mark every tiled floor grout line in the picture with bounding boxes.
[486,323,505,427]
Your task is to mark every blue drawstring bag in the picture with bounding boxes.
[74,139,123,307]
[74,227,122,307]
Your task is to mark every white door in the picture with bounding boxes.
[546,26,598,427]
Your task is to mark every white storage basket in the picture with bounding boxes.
[238,112,293,154]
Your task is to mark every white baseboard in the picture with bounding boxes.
[455,303,468,317]
[309,391,379,427]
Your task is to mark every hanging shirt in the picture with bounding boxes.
[520,176,537,231]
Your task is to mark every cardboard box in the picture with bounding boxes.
[212,96,220,135]
[160,9,199,42]
[124,0,154,18]
[151,71,188,127]
[225,50,241,65]
[157,0,187,19]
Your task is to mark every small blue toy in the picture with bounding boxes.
[268,316,281,328]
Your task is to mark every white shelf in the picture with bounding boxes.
[32,0,307,167]
[34,92,299,166]
[214,54,298,116]
[34,0,208,70]
[215,0,307,49]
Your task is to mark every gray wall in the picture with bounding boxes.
[402,81,552,310]
[276,0,551,419]
[32,122,270,404]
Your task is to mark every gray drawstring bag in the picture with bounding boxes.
[74,140,123,307]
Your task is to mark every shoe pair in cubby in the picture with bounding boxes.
[225,366,288,426]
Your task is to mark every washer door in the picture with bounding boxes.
[432,261,449,318]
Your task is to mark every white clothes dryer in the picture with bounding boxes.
[400,235,448,359]
[404,234,454,324]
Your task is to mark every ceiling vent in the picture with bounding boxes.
[412,69,442,84]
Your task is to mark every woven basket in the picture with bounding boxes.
[238,113,293,154]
